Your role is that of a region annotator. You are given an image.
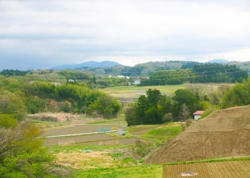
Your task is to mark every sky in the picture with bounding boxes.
[0,0,250,70]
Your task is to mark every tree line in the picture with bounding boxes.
[125,88,210,126]
[126,78,250,126]
[0,76,122,119]
[0,69,27,76]
[140,64,248,86]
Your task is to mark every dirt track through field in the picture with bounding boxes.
[146,105,250,164]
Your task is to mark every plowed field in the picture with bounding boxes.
[163,161,250,178]
[146,105,250,164]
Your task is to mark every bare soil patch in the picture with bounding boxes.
[55,151,117,169]
[146,105,250,164]
[27,112,84,122]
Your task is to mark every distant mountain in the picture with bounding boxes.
[51,61,122,70]
[208,59,229,64]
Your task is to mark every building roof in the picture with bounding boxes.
[193,111,205,115]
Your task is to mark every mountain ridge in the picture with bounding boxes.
[51,61,122,70]
[208,59,229,63]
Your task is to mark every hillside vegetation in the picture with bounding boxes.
[141,63,247,85]
[0,76,121,119]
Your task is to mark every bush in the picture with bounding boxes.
[130,140,154,160]
[162,113,173,123]
[0,121,70,177]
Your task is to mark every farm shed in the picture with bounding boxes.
[193,110,204,120]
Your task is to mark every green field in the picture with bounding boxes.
[100,83,233,98]
[72,165,163,178]
[140,123,182,142]
[101,84,187,98]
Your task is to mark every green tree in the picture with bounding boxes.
[0,114,18,128]
[173,89,197,120]
[0,90,26,120]
[125,104,139,126]
[221,79,250,108]
[88,95,122,118]
[126,89,171,125]
[0,117,69,177]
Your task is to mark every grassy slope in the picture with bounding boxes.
[139,122,182,142]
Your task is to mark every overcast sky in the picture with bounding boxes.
[0,0,250,70]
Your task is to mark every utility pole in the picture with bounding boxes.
[165,58,167,70]
[118,112,120,127]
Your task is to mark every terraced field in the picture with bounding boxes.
[163,161,250,178]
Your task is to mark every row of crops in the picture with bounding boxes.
[163,161,250,178]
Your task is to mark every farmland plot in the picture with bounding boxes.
[43,124,116,136]
[163,161,250,178]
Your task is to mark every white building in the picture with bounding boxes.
[193,111,205,120]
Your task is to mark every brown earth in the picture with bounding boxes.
[27,112,83,122]
[145,105,250,164]
[55,151,117,169]
[163,161,250,178]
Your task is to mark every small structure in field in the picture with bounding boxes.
[118,126,126,136]
[193,110,204,120]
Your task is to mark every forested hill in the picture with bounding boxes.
[2,60,250,78]
[1,61,249,88]
[55,60,250,77]
[140,63,248,86]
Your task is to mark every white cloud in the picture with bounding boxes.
[210,48,250,61]
[0,0,249,69]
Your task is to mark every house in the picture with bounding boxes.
[193,110,204,120]
[132,79,141,85]
[68,79,75,83]
[116,75,125,78]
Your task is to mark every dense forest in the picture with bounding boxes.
[140,64,248,86]
[0,75,122,119]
